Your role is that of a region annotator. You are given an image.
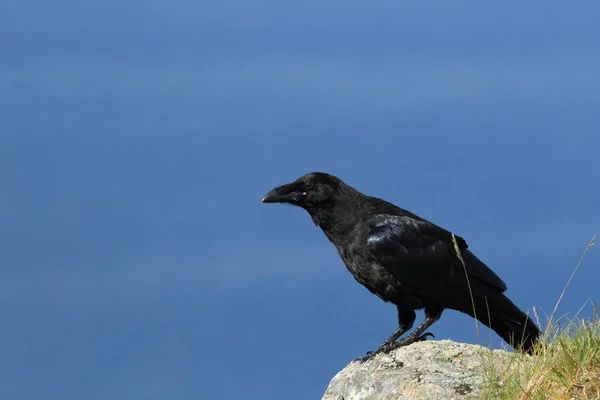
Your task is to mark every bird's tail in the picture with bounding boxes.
[461,292,541,354]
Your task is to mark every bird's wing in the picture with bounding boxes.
[365,214,507,294]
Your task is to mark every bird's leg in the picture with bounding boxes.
[381,307,443,353]
[354,308,416,363]
[356,327,409,362]
[375,307,416,350]
[378,326,410,350]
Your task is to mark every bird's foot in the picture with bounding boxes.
[385,332,435,351]
[416,332,435,342]
[354,338,396,362]
[353,332,435,363]
[376,332,435,354]
[353,347,388,363]
[374,337,395,353]
[353,354,375,363]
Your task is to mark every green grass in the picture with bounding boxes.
[480,235,599,400]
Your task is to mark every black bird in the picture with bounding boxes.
[262,172,540,359]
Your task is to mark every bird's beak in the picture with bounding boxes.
[261,184,295,203]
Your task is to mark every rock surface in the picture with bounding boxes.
[322,340,512,400]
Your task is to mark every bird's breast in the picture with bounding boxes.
[336,245,391,288]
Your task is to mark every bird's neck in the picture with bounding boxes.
[306,197,362,241]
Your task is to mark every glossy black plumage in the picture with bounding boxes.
[262,172,541,358]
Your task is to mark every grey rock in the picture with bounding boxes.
[322,340,513,400]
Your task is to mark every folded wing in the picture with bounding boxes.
[366,214,507,299]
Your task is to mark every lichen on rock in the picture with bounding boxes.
[322,340,512,400]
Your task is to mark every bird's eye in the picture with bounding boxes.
[300,181,311,196]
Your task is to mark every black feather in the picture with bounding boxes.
[263,172,541,355]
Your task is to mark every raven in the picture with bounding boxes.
[262,172,540,358]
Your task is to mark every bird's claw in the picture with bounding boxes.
[354,347,387,363]
[391,331,435,348]
[416,332,435,342]
[353,354,374,363]
[379,340,401,353]
[372,338,394,354]
[354,332,436,363]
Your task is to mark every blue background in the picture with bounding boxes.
[1,1,599,399]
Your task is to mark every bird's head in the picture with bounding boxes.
[261,172,341,209]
